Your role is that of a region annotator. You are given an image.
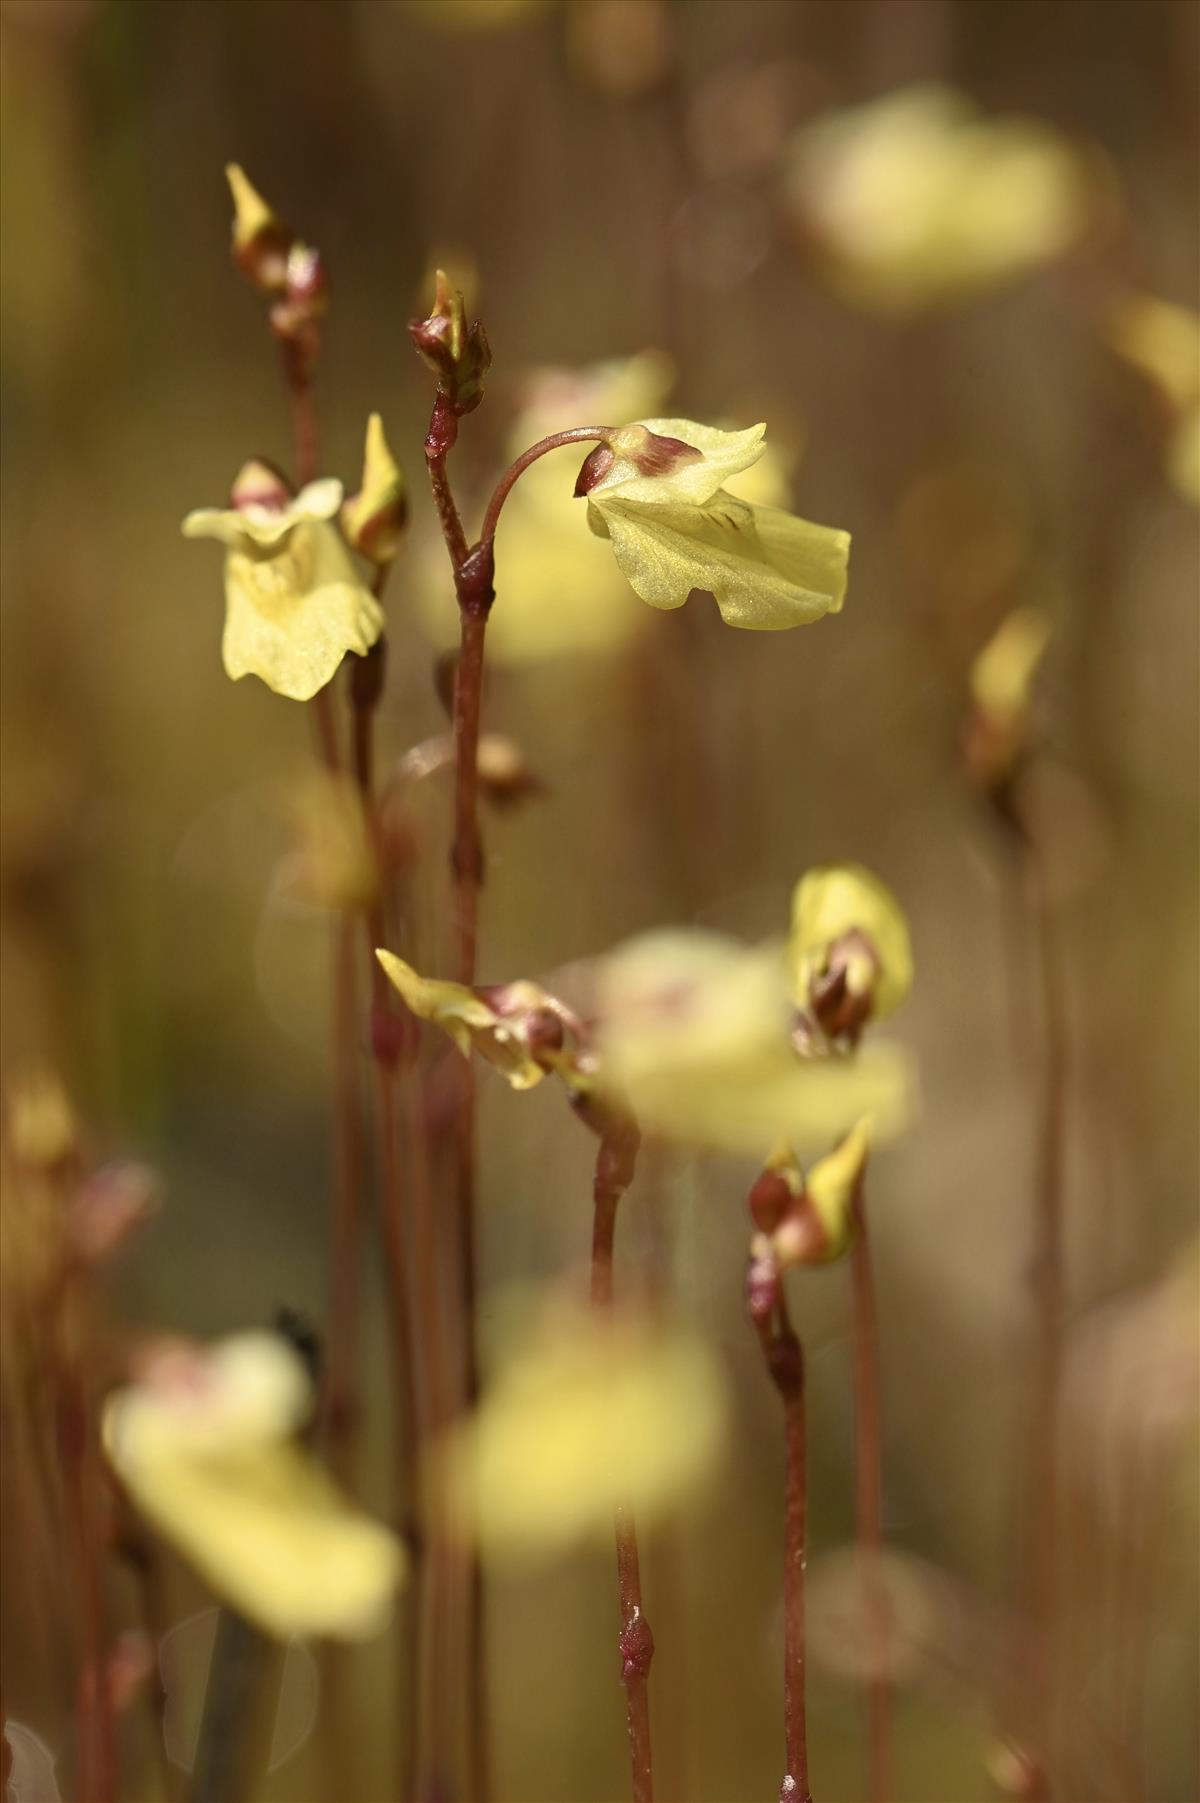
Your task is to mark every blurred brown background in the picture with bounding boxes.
[2,2,1197,1800]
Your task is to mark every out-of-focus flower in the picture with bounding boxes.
[65,1162,160,1266]
[1106,294,1200,505]
[341,413,408,565]
[437,1304,727,1560]
[789,864,914,1038]
[4,1068,78,1171]
[183,466,384,702]
[375,952,572,1089]
[565,0,674,99]
[963,607,1051,794]
[423,352,672,663]
[103,1333,404,1641]
[279,772,378,912]
[226,163,291,295]
[783,84,1099,312]
[594,929,910,1155]
[580,418,849,630]
[807,1545,961,1686]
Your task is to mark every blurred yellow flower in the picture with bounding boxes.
[1106,294,1200,505]
[594,929,910,1155]
[4,1068,78,1170]
[103,1333,404,1641]
[784,84,1097,312]
[969,606,1051,728]
[765,1119,870,1268]
[437,1305,727,1560]
[583,418,849,630]
[789,864,914,1028]
[183,469,384,702]
[375,951,566,1089]
[423,352,673,662]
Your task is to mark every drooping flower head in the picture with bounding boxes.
[183,462,384,701]
[103,1332,404,1641]
[579,418,850,630]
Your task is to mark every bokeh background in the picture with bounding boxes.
[2,2,1197,1800]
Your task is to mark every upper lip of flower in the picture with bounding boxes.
[181,477,344,548]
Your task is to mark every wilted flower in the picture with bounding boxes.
[594,929,910,1155]
[437,1304,727,1560]
[783,84,1098,312]
[789,864,914,1038]
[375,951,573,1089]
[580,418,849,630]
[103,1332,404,1641]
[183,466,384,702]
[1106,293,1200,506]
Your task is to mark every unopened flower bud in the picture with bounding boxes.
[963,607,1051,798]
[746,1236,781,1323]
[409,269,492,416]
[342,414,408,564]
[476,733,544,809]
[226,164,292,295]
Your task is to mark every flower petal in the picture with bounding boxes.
[221,520,384,701]
[591,490,848,629]
[591,418,766,505]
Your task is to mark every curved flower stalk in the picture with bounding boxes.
[182,465,384,702]
[783,84,1102,313]
[103,1332,405,1642]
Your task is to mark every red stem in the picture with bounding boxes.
[1023,836,1069,1800]
[849,1184,893,1803]
[61,1322,117,1803]
[591,1130,655,1803]
[755,1291,810,1803]
[478,426,610,547]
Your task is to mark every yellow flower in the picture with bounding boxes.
[789,864,914,1029]
[762,1120,871,1268]
[183,468,384,702]
[582,418,849,630]
[103,1333,403,1641]
[375,951,566,1089]
[594,929,910,1155]
[437,1304,727,1560]
[784,84,1098,312]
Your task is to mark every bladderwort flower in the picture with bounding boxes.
[436,1300,728,1562]
[182,461,384,702]
[375,951,576,1090]
[1105,293,1200,506]
[103,1332,404,1641]
[783,83,1102,313]
[593,928,909,1155]
[576,419,850,630]
[789,863,915,1043]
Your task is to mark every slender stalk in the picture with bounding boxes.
[1021,833,1069,1800]
[849,1183,893,1803]
[280,335,319,489]
[591,1129,655,1803]
[60,1322,116,1803]
[754,1290,810,1803]
[478,426,609,547]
